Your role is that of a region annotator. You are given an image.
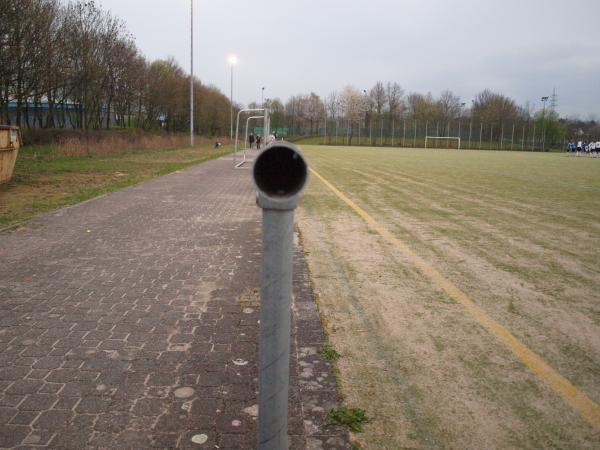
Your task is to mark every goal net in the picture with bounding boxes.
[424,136,461,149]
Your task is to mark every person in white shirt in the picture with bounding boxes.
[577,140,583,156]
[589,141,596,157]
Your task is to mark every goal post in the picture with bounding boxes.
[424,136,461,149]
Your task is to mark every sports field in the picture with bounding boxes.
[296,146,600,449]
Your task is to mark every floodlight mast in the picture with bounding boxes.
[229,55,238,142]
[541,96,549,152]
[189,0,194,147]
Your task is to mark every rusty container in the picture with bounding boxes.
[0,125,22,184]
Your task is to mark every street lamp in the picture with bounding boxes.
[541,96,549,151]
[228,55,238,142]
[190,0,194,147]
[262,87,265,108]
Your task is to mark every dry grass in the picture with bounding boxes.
[0,143,228,227]
[297,145,600,449]
[50,134,220,157]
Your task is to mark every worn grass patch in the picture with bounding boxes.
[0,144,229,228]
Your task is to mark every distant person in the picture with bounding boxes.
[268,133,276,144]
[583,140,589,156]
[567,140,575,156]
[576,140,582,156]
[213,140,222,149]
[589,140,596,157]
[248,132,255,148]
[595,139,600,158]
[256,134,262,149]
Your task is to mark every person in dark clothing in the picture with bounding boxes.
[248,133,255,148]
[256,135,262,149]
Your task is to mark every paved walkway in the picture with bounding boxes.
[0,151,349,449]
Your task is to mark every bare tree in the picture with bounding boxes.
[340,86,364,143]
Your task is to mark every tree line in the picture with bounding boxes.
[0,0,232,135]
[257,85,599,149]
[2,1,597,148]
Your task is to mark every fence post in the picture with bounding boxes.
[479,123,483,149]
[253,143,308,450]
[511,123,515,151]
[469,119,473,149]
[413,120,417,148]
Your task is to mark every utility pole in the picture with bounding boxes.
[229,56,238,142]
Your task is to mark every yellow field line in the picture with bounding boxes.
[309,167,600,431]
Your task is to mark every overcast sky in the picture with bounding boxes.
[95,0,600,117]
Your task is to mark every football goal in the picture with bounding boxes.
[424,136,461,149]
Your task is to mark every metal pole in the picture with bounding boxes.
[479,123,483,149]
[323,111,327,145]
[511,123,515,151]
[522,125,525,151]
[230,64,234,142]
[532,124,536,151]
[358,119,361,146]
[254,143,308,450]
[263,108,269,148]
[413,120,417,148]
[190,0,194,147]
[392,118,395,147]
[234,108,265,157]
[346,119,350,145]
[402,119,406,147]
[490,124,493,149]
[468,119,472,150]
[500,123,504,150]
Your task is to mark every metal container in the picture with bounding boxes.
[0,125,22,184]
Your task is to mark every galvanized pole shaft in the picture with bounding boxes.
[230,65,234,142]
[258,208,294,450]
[511,123,515,151]
[190,0,194,147]
[413,120,417,148]
[469,119,472,149]
[254,143,307,450]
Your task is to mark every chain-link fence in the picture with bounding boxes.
[315,118,565,151]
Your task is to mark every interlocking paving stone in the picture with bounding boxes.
[0,151,349,449]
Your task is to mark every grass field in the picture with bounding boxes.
[0,145,228,228]
[296,145,600,449]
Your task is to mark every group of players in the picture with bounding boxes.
[566,139,600,157]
